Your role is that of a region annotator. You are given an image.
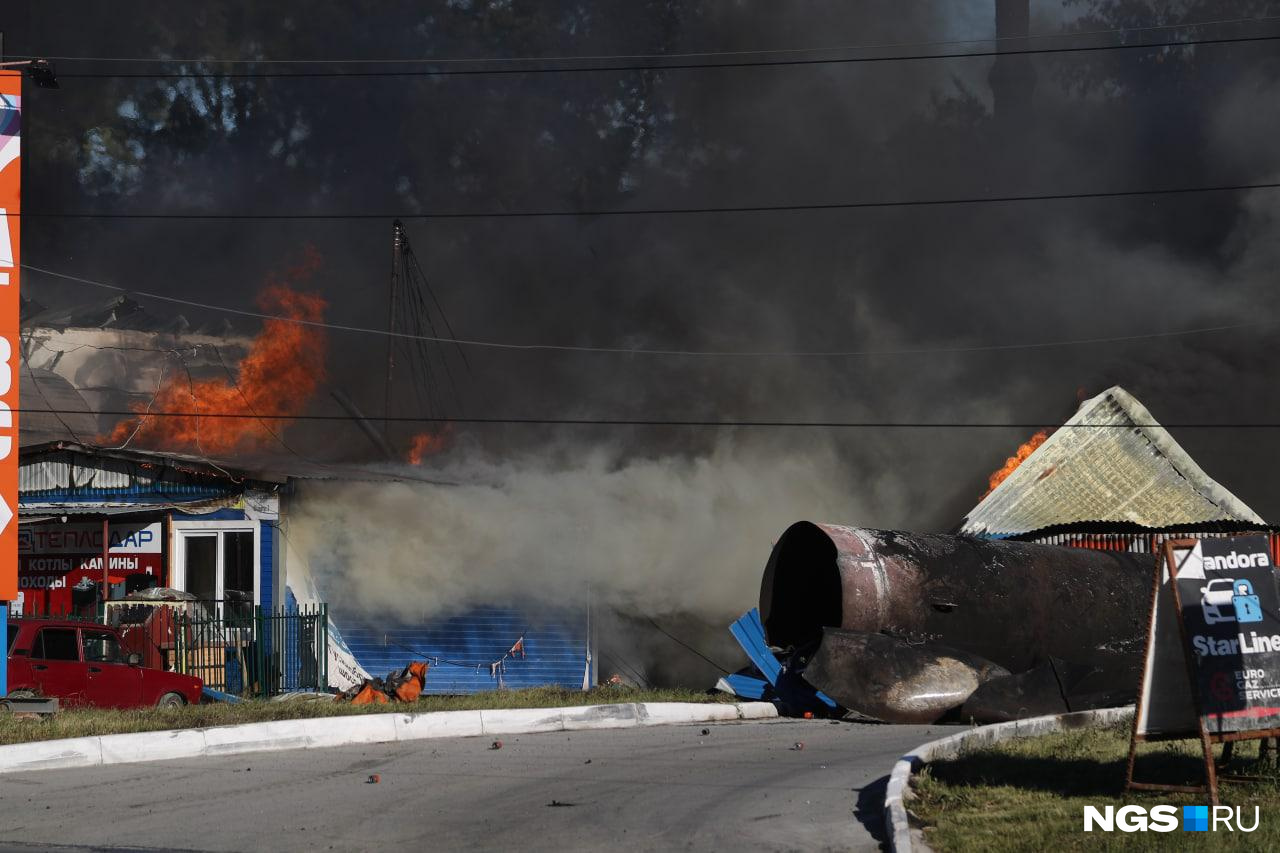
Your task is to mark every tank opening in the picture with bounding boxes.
[759,521,843,649]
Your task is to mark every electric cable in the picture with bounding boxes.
[42,32,1280,79]
[15,408,1280,429]
[19,180,1280,221]
[643,616,733,674]
[14,14,1280,66]
[22,263,1269,357]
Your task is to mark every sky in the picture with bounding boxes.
[9,0,1280,534]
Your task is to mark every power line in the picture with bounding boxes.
[15,14,1280,66]
[43,32,1280,79]
[22,263,1268,357]
[15,408,1280,428]
[21,180,1280,221]
[644,616,732,674]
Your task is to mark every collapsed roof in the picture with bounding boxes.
[23,294,237,336]
[960,385,1265,538]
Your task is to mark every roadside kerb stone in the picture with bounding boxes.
[0,701,777,774]
[393,708,484,740]
[883,705,1135,853]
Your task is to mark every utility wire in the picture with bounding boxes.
[16,408,1280,429]
[644,616,732,674]
[209,344,339,471]
[20,179,1280,221]
[22,263,1267,358]
[15,14,1280,65]
[44,32,1280,79]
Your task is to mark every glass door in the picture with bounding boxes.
[182,534,218,601]
[173,528,257,607]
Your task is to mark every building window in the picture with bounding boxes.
[224,531,255,603]
[174,527,257,610]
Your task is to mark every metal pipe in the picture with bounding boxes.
[760,522,1151,676]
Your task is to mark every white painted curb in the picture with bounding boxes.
[0,700,777,774]
[884,706,1135,853]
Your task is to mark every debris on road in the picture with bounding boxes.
[490,740,503,750]
[791,742,804,751]
[368,774,380,784]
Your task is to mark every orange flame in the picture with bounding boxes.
[105,249,328,455]
[407,427,451,465]
[983,430,1049,497]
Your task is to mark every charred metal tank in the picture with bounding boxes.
[760,522,1151,723]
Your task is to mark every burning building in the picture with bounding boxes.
[14,439,596,695]
[961,386,1274,555]
[21,294,253,443]
[15,256,594,696]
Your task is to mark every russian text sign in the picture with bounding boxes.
[0,73,21,601]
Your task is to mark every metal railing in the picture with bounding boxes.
[174,603,328,698]
[20,597,328,698]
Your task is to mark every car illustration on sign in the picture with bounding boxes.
[1200,578,1238,625]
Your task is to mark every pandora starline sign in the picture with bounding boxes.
[0,71,22,602]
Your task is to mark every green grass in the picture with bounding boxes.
[912,722,1280,851]
[0,686,733,746]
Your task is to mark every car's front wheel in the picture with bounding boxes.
[156,692,186,708]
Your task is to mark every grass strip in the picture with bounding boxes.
[0,686,733,746]
[912,722,1280,851]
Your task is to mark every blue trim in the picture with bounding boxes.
[260,522,274,613]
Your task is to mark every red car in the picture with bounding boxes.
[5,619,203,708]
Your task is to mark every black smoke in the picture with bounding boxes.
[11,1,1280,683]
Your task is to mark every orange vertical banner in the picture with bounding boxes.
[0,72,21,601]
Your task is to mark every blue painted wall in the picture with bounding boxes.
[260,521,274,613]
[335,605,591,693]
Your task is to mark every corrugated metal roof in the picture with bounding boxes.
[960,386,1264,538]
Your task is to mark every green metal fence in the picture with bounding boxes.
[173,603,328,698]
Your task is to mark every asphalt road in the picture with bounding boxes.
[0,718,939,852]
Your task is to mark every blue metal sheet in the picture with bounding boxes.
[335,605,590,693]
[721,672,770,700]
[729,608,781,685]
[728,608,837,711]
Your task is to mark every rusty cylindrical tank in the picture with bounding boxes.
[760,522,1151,676]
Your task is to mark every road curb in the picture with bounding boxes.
[883,706,1135,853]
[0,700,778,774]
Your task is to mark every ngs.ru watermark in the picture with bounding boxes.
[1084,805,1259,833]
